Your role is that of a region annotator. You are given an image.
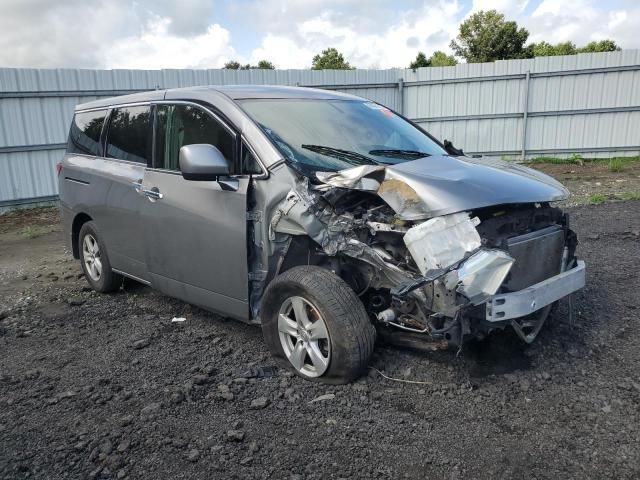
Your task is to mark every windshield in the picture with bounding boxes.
[239,99,447,172]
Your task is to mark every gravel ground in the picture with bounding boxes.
[1,201,639,479]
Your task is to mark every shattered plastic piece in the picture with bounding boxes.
[403,212,481,274]
[308,393,336,403]
[449,249,515,305]
[171,317,186,323]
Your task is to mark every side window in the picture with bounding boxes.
[241,142,263,175]
[105,105,152,164]
[67,110,107,156]
[155,104,234,172]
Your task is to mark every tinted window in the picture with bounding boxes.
[67,110,107,156]
[106,106,152,164]
[155,104,234,171]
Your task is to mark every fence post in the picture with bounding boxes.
[521,70,531,161]
[397,78,404,115]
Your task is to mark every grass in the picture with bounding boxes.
[608,158,625,172]
[529,155,640,167]
[19,225,53,239]
[586,192,640,205]
[620,191,640,201]
[530,155,583,165]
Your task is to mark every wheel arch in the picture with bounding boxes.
[71,212,93,259]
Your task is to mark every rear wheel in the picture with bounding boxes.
[261,266,376,384]
[78,221,122,293]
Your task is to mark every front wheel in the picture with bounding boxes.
[261,266,376,384]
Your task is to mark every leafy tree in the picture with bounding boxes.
[449,10,530,63]
[409,52,430,69]
[224,60,242,69]
[311,48,354,70]
[409,51,457,69]
[255,60,275,69]
[577,39,620,53]
[529,39,620,57]
[530,41,577,57]
[429,50,457,67]
[224,60,276,70]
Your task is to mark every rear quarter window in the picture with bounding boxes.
[67,110,107,156]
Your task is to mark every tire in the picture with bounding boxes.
[261,266,376,384]
[78,221,122,293]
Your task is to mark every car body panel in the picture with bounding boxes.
[316,154,569,220]
[140,169,250,319]
[60,154,148,280]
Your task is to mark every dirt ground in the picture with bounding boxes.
[1,196,639,478]
[532,159,640,205]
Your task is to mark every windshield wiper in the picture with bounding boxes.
[369,149,431,159]
[301,144,380,166]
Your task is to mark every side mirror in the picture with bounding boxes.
[179,144,230,181]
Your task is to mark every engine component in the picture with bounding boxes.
[403,212,481,274]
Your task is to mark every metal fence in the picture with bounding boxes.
[1,50,639,207]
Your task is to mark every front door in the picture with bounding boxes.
[141,103,249,320]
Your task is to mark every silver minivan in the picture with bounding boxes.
[59,85,585,383]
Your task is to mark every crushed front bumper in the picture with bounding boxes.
[485,260,586,322]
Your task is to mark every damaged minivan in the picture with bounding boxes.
[59,85,585,383]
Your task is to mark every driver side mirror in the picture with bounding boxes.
[179,144,230,181]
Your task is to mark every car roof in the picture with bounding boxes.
[75,85,362,111]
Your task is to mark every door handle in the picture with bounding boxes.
[132,180,143,192]
[142,187,163,200]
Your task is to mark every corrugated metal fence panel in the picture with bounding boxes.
[1,50,640,206]
[0,149,63,202]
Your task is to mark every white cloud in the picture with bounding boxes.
[0,0,639,70]
[471,0,529,17]
[526,0,640,47]
[0,0,231,68]
[249,0,464,69]
[103,19,237,69]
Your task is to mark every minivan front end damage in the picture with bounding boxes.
[263,161,585,349]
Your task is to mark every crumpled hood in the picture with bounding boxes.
[315,155,569,220]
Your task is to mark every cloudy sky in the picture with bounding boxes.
[1,0,638,70]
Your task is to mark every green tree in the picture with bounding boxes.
[255,60,275,69]
[224,60,242,69]
[449,10,530,63]
[530,41,577,57]
[311,48,354,70]
[429,50,457,67]
[529,39,619,57]
[224,59,276,70]
[577,39,620,53]
[409,51,457,69]
[409,52,430,69]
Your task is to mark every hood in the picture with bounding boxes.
[315,155,569,220]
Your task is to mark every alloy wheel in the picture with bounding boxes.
[82,233,102,281]
[278,296,331,377]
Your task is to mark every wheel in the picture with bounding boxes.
[78,221,122,293]
[261,266,376,384]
